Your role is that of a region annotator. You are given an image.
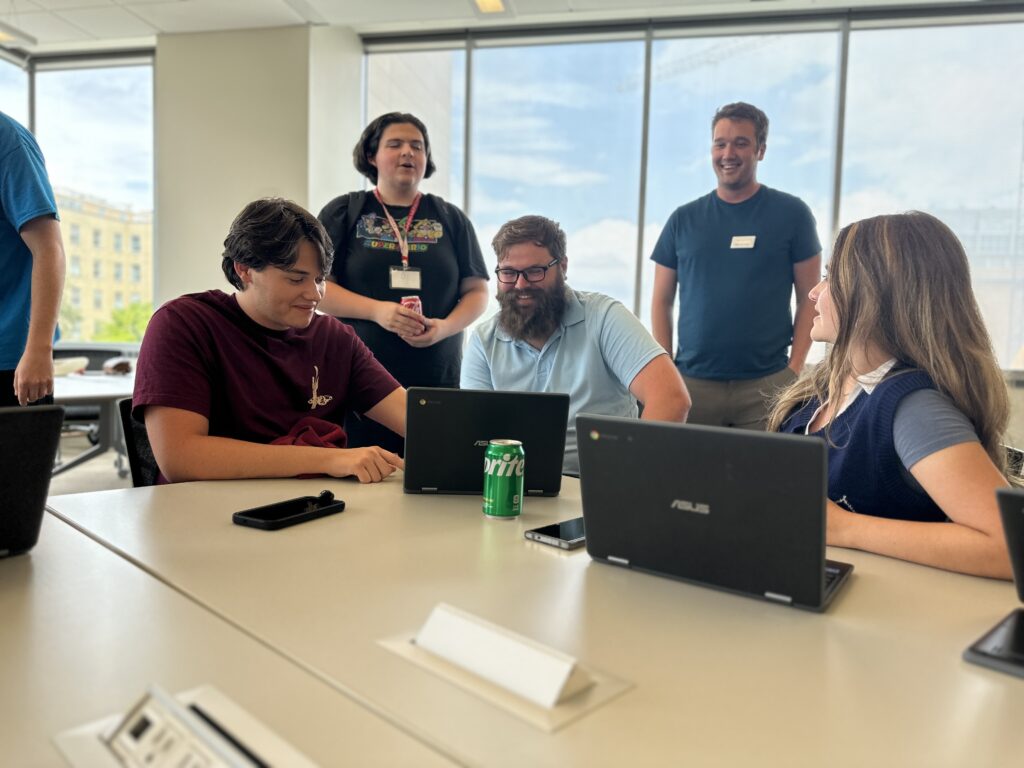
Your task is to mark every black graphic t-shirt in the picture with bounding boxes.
[320,192,488,388]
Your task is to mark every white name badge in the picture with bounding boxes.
[389,266,422,290]
[730,235,756,249]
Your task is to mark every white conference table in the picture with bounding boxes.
[47,477,1024,767]
[0,514,454,767]
[52,371,135,476]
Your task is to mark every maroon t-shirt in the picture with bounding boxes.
[133,290,400,451]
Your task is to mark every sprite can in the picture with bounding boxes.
[482,439,525,519]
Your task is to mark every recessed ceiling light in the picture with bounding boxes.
[0,20,36,47]
[471,0,514,17]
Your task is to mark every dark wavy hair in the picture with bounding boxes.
[221,198,333,290]
[712,102,769,148]
[492,215,567,265]
[352,112,436,185]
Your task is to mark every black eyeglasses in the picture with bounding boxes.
[494,257,560,284]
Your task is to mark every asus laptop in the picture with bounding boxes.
[0,405,64,558]
[962,488,1024,678]
[404,388,569,496]
[576,414,853,611]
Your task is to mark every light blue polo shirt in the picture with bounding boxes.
[461,288,666,475]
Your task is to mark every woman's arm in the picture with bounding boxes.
[827,441,1011,579]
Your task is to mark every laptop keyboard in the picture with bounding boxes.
[825,565,841,590]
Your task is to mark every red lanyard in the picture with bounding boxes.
[373,188,421,268]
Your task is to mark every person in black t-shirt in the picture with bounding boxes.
[318,112,489,454]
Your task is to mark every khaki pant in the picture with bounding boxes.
[682,367,798,432]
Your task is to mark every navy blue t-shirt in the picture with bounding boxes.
[650,186,820,380]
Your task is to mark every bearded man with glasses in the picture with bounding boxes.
[461,215,690,476]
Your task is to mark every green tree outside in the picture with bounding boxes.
[95,301,153,342]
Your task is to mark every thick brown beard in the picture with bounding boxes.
[497,280,569,342]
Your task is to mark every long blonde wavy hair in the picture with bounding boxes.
[767,211,1010,476]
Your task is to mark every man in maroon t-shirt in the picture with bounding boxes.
[134,198,406,483]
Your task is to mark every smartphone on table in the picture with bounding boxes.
[232,490,345,531]
[525,517,586,550]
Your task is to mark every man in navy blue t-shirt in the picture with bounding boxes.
[650,102,821,431]
[0,111,65,407]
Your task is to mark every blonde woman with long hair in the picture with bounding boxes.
[768,211,1013,579]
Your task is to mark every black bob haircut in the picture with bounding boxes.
[352,112,436,185]
[221,198,334,290]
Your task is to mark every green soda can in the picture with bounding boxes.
[482,439,525,519]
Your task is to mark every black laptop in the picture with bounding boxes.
[963,488,1024,678]
[576,414,853,611]
[404,388,569,496]
[0,405,64,558]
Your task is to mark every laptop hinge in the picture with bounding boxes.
[607,556,630,566]
[764,591,793,604]
[526,489,544,495]
[420,487,438,493]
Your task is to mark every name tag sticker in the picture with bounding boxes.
[389,266,422,290]
[730,236,756,249]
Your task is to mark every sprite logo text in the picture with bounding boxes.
[484,452,525,478]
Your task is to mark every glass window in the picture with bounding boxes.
[69,255,80,277]
[641,31,839,335]
[131,264,141,283]
[841,22,1024,368]
[114,291,123,309]
[92,260,102,279]
[70,286,80,306]
[113,262,123,281]
[366,50,466,205]
[70,223,80,245]
[0,57,28,127]
[36,64,153,343]
[469,40,646,311]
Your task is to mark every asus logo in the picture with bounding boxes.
[473,440,490,447]
[670,499,710,515]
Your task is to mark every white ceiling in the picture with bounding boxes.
[0,0,998,53]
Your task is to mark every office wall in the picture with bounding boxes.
[154,25,362,304]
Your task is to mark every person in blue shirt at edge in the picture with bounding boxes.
[460,214,691,476]
[769,211,1015,580]
[0,111,66,408]
[650,101,821,431]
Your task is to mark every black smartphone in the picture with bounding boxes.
[963,608,1024,679]
[524,517,586,550]
[232,490,345,531]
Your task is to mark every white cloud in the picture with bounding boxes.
[475,153,607,187]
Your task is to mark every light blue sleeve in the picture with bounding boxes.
[596,297,667,390]
[893,388,979,470]
[459,330,495,391]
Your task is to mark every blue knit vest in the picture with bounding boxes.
[780,369,947,523]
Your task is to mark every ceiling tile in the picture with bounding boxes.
[125,0,305,34]
[26,0,115,10]
[57,5,158,36]
[4,11,92,42]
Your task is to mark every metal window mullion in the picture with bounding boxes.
[27,57,35,134]
[633,25,653,318]
[463,36,475,217]
[829,17,850,246]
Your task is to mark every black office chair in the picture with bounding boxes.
[118,398,159,487]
